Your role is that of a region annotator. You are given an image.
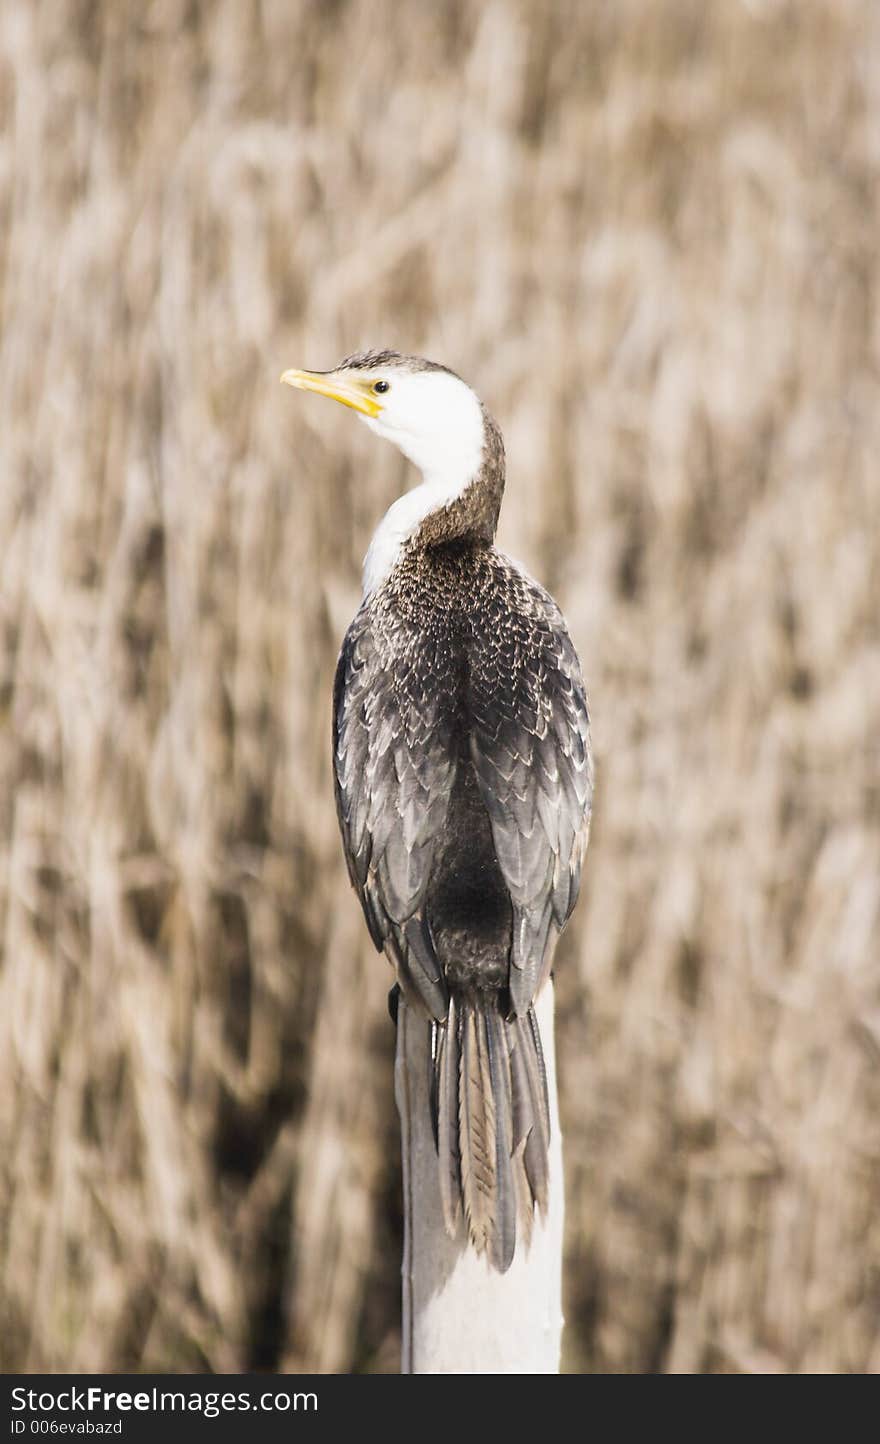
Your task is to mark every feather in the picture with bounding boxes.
[528,1006,550,1130]
[331,535,592,1273]
[437,998,462,1236]
[403,915,444,992]
[447,999,550,1270]
[513,1139,534,1251]
[521,1009,551,1212]
[485,1006,516,1271]
[509,901,553,1016]
[508,1016,535,1152]
[397,918,447,1020]
[458,1004,496,1258]
[507,1010,549,1215]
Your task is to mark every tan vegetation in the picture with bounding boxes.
[1,0,878,1373]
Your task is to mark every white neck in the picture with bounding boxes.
[362,467,479,598]
[361,409,486,597]
[351,372,488,597]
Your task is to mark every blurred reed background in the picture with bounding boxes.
[1,0,878,1374]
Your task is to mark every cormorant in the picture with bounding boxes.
[282,351,593,1271]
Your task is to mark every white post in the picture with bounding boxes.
[395,982,564,1374]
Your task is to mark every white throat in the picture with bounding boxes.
[362,469,478,597]
[359,373,486,597]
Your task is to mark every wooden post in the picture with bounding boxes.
[395,982,564,1374]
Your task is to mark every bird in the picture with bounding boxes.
[282,350,593,1272]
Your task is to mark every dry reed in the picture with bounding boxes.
[0,0,878,1373]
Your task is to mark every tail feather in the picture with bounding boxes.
[516,1013,551,1212]
[484,1007,516,1271]
[512,1138,535,1252]
[433,996,550,1273]
[458,1004,497,1257]
[527,1005,551,1128]
[437,998,462,1234]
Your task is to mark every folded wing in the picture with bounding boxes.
[467,560,593,1015]
[332,604,459,1019]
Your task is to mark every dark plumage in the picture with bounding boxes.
[328,356,594,1271]
[338,347,457,377]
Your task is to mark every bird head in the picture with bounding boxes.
[281,349,487,487]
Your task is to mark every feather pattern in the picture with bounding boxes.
[437,997,462,1235]
[518,1011,551,1211]
[435,999,550,1270]
[484,1006,516,1271]
[331,393,592,1270]
[458,1004,496,1257]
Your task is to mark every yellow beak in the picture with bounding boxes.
[280,368,382,418]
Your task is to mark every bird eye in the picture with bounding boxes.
[373,379,390,394]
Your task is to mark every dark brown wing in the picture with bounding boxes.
[332,603,459,1020]
[467,557,593,1016]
